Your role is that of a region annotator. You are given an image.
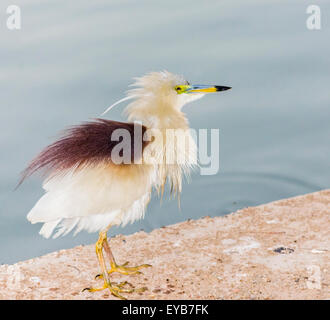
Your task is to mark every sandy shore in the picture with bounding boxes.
[0,190,329,300]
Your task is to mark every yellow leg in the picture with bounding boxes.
[95,236,151,279]
[83,230,149,300]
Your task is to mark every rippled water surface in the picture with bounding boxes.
[1,0,329,264]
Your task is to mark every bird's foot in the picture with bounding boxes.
[95,261,152,278]
[83,280,147,300]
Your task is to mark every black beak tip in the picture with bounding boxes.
[215,86,232,91]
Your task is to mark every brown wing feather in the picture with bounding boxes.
[19,119,149,186]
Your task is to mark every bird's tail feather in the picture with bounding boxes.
[38,219,61,239]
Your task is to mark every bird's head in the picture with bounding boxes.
[128,71,231,111]
[102,71,231,125]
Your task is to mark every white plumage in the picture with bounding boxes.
[29,165,154,238]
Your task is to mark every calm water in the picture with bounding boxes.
[1,0,329,264]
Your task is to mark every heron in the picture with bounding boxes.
[21,71,231,299]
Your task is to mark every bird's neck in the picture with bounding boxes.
[125,97,197,199]
[125,99,189,131]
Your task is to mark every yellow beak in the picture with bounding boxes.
[186,85,232,94]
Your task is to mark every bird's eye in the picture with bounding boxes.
[175,86,181,92]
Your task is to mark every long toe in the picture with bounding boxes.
[83,280,148,300]
[95,262,152,279]
[110,262,152,275]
